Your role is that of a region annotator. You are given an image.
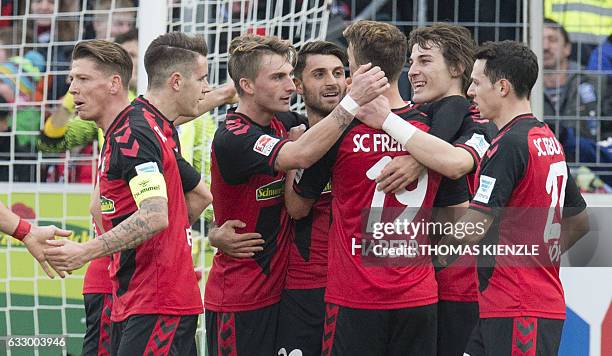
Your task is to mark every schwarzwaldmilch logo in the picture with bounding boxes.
[256,179,284,201]
[100,196,115,214]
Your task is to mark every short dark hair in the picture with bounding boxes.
[144,32,208,89]
[343,20,407,81]
[114,28,138,45]
[294,41,348,79]
[228,34,296,96]
[408,23,476,95]
[475,41,538,99]
[544,18,570,44]
[72,39,132,88]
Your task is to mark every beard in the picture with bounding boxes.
[301,87,344,118]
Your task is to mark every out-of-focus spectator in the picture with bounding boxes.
[544,19,612,191]
[587,34,612,71]
[544,0,612,66]
[543,19,604,147]
[88,0,136,40]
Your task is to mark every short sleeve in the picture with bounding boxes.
[563,168,587,218]
[112,121,164,184]
[176,152,201,193]
[425,96,469,142]
[213,121,289,184]
[293,151,334,199]
[469,137,527,216]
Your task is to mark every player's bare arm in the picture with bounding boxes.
[184,180,213,225]
[175,82,238,125]
[560,210,590,254]
[44,196,168,271]
[437,208,493,266]
[358,99,476,179]
[274,63,389,171]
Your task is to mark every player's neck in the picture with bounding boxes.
[143,90,179,122]
[98,94,131,134]
[384,81,407,109]
[304,106,325,127]
[494,98,532,129]
[235,100,274,126]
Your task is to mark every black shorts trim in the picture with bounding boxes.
[110,314,197,356]
[276,288,326,356]
[82,293,113,356]
[205,303,279,356]
[437,300,478,356]
[465,317,564,356]
[322,303,437,356]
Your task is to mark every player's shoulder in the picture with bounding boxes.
[393,102,429,129]
[275,111,308,130]
[491,115,538,150]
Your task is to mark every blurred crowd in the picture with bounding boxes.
[0,0,611,192]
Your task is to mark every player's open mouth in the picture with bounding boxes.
[322,91,339,98]
[412,81,426,90]
[74,100,85,110]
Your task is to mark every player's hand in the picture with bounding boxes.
[22,225,72,278]
[375,155,425,193]
[209,220,264,258]
[43,239,90,272]
[356,94,390,129]
[348,63,389,106]
[288,124,306,141]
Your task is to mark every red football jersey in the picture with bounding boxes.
[286,186,331,290]
[97,98,202,322]
[295,105,442,309]
[205,111,292,312]
[470,114,586,319]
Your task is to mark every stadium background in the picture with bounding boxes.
[0,0,610,355]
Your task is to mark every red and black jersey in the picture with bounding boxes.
[469,114,586,319]
[274,112,331,290]
[205,110,293,312]
[294,105,446,310]
[97,98,203,322]
[421,97,497,302]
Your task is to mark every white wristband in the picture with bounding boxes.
[339,95,360,116]
[382,112,417,146]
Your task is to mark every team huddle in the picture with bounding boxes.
[2,19,589,356]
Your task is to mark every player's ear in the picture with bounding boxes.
[450,63,464,78]
[169,72,182,92]
[239,78,255,95]
[498,78,511,97]
[294,77,304,95]
[109,74,122,94]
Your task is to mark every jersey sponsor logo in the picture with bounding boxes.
[135,161,160,175]
[322,180,332,194]
[255,178,284,201]
[474,175,496,204]
[100,196,115,214]
[533,136,562,157]
[352,133,405,153]
[253,134,280,156]
[464,133,490,158]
